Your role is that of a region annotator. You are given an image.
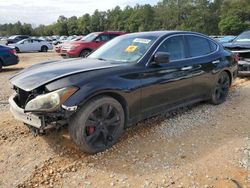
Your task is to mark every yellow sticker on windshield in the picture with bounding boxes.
[125,45,138,53]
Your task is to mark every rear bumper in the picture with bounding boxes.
[9,94,42,128]
[2,55,19,66]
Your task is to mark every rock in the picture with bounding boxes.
[84,181,92,186]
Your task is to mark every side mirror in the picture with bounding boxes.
[153,52,170,65]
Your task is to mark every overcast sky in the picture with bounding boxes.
[0,0,159,26]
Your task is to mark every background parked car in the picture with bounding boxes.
[6,35,30,45]
[223,30,250,76]
[54,36,84,53]
[8,38,53,53]
[217,35,236,44]
[60,31,125,58]
[0,45,19,71]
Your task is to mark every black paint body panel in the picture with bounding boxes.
[10,31,238,127]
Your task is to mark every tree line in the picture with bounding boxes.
[0,0,249,37]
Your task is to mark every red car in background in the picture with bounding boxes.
[60,31,125,58]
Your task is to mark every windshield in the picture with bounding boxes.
[234,31,250,42]
[9,35,17,39]
[88,34,158,62]
[81,33,99,42]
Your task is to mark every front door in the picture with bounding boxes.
[140,35,194,115]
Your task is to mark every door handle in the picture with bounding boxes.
[181,66,192,71]
[212,60,220,64]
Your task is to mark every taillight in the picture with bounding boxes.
[233,53,240,62]
[9,49,16,55]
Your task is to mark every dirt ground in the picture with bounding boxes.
[0,52,250,188]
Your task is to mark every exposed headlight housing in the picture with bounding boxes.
[25,87,78,112]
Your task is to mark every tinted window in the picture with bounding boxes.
[33,39,41,43]
[109,34,120,39]
[186,36,211,57]
[157,36,186,61]
[96,34,110,42]
[20,36,28,39]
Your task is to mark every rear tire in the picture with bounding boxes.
[79,49,91,58]
[41,46,48,52]
[0,61,2,72]
[210,71,230,105]
[69,96,125,154]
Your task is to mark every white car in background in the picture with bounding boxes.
[9,38,53,53]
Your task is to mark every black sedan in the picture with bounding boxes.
[0,45,19,71]
[6,35,30,45]
[9,31,238,153]
[223,30,250,76]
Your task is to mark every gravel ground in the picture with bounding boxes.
[0,52,250,188]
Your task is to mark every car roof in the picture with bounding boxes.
[124,31,207,38]
[95,31,125,34]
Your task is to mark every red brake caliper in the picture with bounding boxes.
[87,127,95,135]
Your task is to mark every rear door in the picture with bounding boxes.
[185,35,220,97]
[32,39,41,51]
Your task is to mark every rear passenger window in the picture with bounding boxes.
[186,36,212,57]
[109,34,119,39]
[95,34,110,42]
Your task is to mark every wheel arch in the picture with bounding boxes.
[41,45,48,48]
[222,69,232,86]
[83,47,92,51]
[80,48,92,53]
[79,91,129,126]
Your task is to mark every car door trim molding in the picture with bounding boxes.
[146,33,220,66]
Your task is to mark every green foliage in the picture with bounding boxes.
[0,0,249,36]
[219,15,248,35]
[219,0,250,35]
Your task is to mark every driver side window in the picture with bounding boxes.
[157,36,186,61]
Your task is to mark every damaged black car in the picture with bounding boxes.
[9,31,238,154]
[223,30,250,76]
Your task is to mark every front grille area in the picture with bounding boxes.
[14,87,32,108]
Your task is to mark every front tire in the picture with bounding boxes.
[69,96,125,154]
[79,49,91,58]
[210,71,230,105]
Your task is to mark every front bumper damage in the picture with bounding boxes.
[9,94,42,128]
[9,93,75,134]
[238,59,250,76]
[228,48,250,77]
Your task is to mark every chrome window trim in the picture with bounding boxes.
[146,33,220,66]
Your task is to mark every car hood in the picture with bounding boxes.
[10,58,123,91]
[223,41,250,49]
